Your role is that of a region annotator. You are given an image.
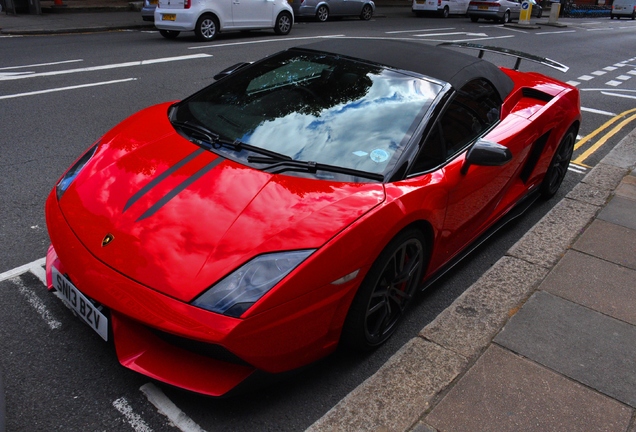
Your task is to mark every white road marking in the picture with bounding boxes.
[141,383,206,432]
[616,75,632,80]
[0,257,46,282]
[0,54,212,81]
[578,75,594,81]
[0,78,137,100]
[113,398,154,432]
[386,28,455,34]
[614,63,627,67]
[12,277,62,330]
[414,31,488,37]
[0,59,83,71]
[413,35,514,43]
[568,164,587,174]
[601,91,636,100]
[606,80,622,86]
[536,30,576,35]
[603,66,617,71]
[628,70,636,75]
[566,80,580,86]
[591,70,606,76]
[188,35,344,49]
[581,107,617,117]
[587,28,608,31]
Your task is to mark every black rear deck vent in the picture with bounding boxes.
[522,88,554,103]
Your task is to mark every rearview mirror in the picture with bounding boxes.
[461,139,512,174]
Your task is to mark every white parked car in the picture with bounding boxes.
[154,0,294,41]
[412,0,469,17]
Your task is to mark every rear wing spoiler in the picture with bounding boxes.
[438,42,569,73]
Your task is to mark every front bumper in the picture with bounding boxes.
[45,192,359,396]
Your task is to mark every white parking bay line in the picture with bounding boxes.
[0,257,46,282]
[11,277,62,330]
[0,78,137,100]
[581,106,617,117]
[113,398,154,432]
[141,383,206,432]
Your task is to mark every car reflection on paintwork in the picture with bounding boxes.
[289,0,375,21]
[467,0,521,22]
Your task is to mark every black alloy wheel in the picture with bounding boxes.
[341,229,428,351]
[540,127,576,199]
[159,29,180,39]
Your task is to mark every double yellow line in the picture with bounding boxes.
[572,107,636,167]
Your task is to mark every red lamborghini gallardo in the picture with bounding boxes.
[45,39,580,396]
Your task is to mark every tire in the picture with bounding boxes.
[500,10,510,23]
[195,14,219,42]
[540,127,576,199]
[340,229,428,351]
[536,9,542,18]
[159,29,180,39]
[632,11,635,19]
[470,16,479,21]
[274,11,292,34]
[441,5,449,17]
[360,4,373,20]
[316,5,329,21]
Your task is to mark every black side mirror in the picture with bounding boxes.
[461,139,512,174]
[214,62,251,80]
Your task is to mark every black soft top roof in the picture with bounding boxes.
[295,38,515,100]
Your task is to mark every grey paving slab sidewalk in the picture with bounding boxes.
[307,128,636,431]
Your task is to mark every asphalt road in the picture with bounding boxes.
[1,11,635,431]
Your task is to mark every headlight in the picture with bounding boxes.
[56,143,98,200]
[192,249,315,318]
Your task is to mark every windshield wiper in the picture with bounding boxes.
[172,120,292,161]
[247,156,385,182]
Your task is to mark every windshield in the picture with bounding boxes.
[174,49,443,180]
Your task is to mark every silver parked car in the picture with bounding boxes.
[291,0,375,21]
[467,0,521,22]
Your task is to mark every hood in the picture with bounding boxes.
[59,103,385,301]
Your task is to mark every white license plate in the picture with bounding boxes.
[52,267,108,341]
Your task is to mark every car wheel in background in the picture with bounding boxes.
[441,5,449,17]
[360,4,373,20]
[470,15,479,21]
[274,11,293,34]
[500,10,510,23]
[316,5,329,21]
[540,126,576,199]
[195,14,219,41]
[536,8,542,17]
[341,229,428,351]
[159,29,180,39]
